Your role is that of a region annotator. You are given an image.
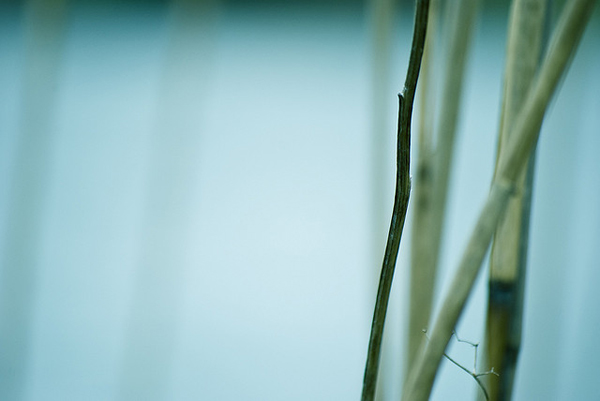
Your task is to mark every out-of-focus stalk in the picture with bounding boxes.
[483,1,548,400]
[117,1,218,399]
[368,0,396,270]
[402,1,597,400]
[368,0,396,397]
[406,0,480,374]
[406,0,438,376]
[0,1,68,400]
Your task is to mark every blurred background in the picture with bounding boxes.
[0,0,598,400]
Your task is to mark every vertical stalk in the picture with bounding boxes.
[402,1,597,399]
[117,1,218,399]
[484,1,548,400]
[361,2,430,400]
[406,0,480,373]
[368,0,396,396]
[0,1,68,399]
[406,0,438,375]
[369,0,396,272]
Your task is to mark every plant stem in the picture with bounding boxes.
[0,1,68,399]
[117,1,219,399]
[406,0,480,372]
[360,2,430,400]
[369,0,397,397]
[369,0,396,275]
[484,1,548,400]
[402,1,597,400]
[406,0,438,375]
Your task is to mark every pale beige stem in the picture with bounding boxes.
[369,0,396,276]
[402,1,597,400]
[484,1,547,400]
[406,0,480,375]
[368,0,396,398]
[407,0,438,375]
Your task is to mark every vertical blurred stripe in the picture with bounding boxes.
[117,0,218,399]
[0,0,68,399]
[367,0,395,399]
[485,1,547,399]
[368,0,395,282]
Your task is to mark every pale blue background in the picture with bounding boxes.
[0,2,599,400]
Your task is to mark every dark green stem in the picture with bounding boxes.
[360,1,430,400]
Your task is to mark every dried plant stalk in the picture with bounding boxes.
[361,2,430,400]
[406,0,480,373]
[368,0,397,397]
[406,0,439,375]
[402,1,597,400]
[484,1,547,400]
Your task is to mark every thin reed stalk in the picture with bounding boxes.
[361,2,430,400]
[117,1,218,399]
[406,0,438,375]
[369,0,396,271]
[368,0,397,396]
[483,1,548,400]
[0,1,68,399]
[402,1,597,400]
[406,0,480,372]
